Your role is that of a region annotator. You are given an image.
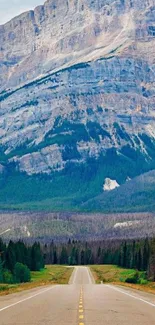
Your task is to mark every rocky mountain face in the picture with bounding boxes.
[0,0,155,211]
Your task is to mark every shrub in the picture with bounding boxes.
[139,278,148,285]
[14,263,31,283]
[3,270,14,284]
[0,285,8,292]
[125,271,139,284]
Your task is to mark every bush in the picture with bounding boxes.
[0,285,8,292]
[3,270,14,284]
[125,271,139,284]
[139,278,148,285]
[14,263,31,283]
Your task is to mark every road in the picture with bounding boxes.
[0,266,155,324]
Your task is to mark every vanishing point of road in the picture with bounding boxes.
[0,267,155,324]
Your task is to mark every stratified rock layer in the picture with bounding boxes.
[0,0,155,176]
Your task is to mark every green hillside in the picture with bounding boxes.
[0,146,155,212]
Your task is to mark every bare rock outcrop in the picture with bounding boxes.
[0,0,155,176]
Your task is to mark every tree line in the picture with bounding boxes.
[43,237,155,281]
[0,240,44,284]
[0,237,155,284]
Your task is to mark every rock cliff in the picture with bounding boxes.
[0,0,155,210]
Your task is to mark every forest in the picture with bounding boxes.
[1,211,155,243]
[43,237,155,282]
[0,237,155,285]
[0,240,44,284]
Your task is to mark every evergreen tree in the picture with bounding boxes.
[143,238,150,271]
[0,256,3,283]
[53,249,58,264]
[6,241,16,273]
[81,250,85,265]
[69,247,77,265]
[97,247,101,264]
[60,247,68,264]
[148,239,155,281]
[31,242,44,271]
[122,241,127,267]
[14,263,31,283]
[137,248,142,271]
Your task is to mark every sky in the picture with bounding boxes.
[0,0,44,25]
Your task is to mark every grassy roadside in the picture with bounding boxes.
[0,265,74,296]
[90,265,155,295]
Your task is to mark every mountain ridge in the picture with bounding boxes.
[1,0,155,90]
[0,0,155,212]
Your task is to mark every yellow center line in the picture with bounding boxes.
[79,287,84,325]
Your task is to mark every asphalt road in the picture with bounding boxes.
[0,266,155,324]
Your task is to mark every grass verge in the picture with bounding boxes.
[90,265,155,294]
[0,265,74,296]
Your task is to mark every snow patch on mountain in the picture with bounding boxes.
[103,178,120,191]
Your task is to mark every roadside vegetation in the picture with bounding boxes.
[0,237,155,295]
[0,238,73,295]
[43,238,155,282]
[0,240,44,285]
[0,265,73,296]
[90,265,155,294]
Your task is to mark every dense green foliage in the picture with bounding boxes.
[0,144,155,212]
[1,237,155,284]
[0,240,44,284]
[14,263,31,283]
[44,238,155,282]
[0,114,155,213]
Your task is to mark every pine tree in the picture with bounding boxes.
[14,262,31,283]
[137,248,142,271]
[97,247,101,264]
[81,250,85,265]
[148,239,155,281]
[69,247,77,265]
[0,256,3,283]
[31,242,44,271]
[143,238,150,271]
[60,247,68,264]
[6,241,16,273]
[53,249,58,264]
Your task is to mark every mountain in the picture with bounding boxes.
[83,170,155,212]
[0,0,155,212]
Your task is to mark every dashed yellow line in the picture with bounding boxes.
[79,286,85,325]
